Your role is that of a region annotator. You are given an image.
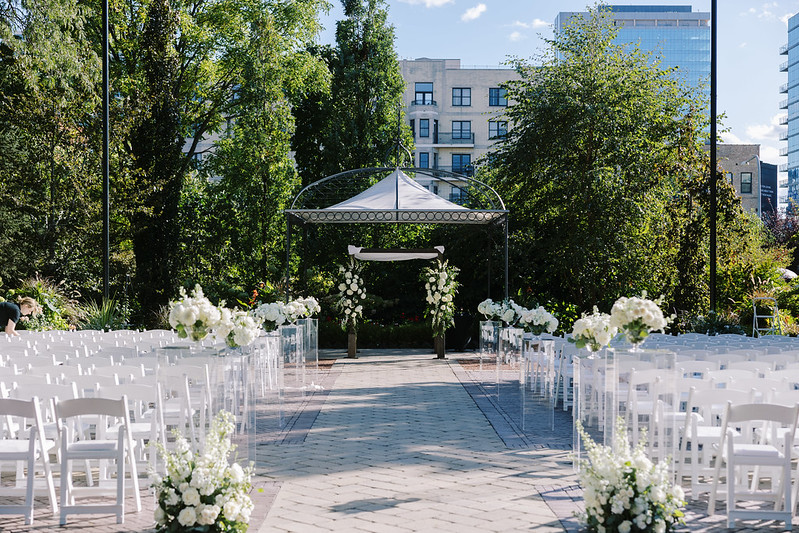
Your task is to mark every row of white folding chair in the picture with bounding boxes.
[0,394,141,525]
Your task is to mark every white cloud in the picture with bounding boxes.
[461,4,486,22]
[398,0,453,7]
[509,31,525,42]
[746,114,785,142]
[761,145,780,162]
[512,18,549,29]
[739,42,748,48]
[781,13,793,26]
[720,131,745,144]
[741,2,780,20]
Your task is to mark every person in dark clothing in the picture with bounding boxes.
[0,297,40,336]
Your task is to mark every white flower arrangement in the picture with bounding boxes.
[225,311,261,348]
[168,284,222,342]
[575,418,685,533]
[477,298,502,320]
[336,259,366,333]
[298,296,321,317]
[571,307,617,352]
[152,411,253,533]
[609,292,669,346]
[253,302,286,331]
[519,305,559,335]
[421,260,459,337]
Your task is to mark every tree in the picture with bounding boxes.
[486,6,710,311]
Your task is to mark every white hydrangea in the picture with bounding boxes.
[168,284,222,341]
[571,307,617,352]
[609,293,671,345]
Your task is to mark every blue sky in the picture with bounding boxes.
[319,1,799,175]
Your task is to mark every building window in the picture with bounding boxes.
[410,119,415,138]
[415,82,434,105]
[727,172,733,185]
[452,154,471,174]
[452,121,471,140]
[418,152,429,168]
[452,88,471,106]
[419,119,429,138]
[741,172,753,194]
[489,87,507,106]
[489,121,508,139]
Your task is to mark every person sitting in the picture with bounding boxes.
[0,297,41,336]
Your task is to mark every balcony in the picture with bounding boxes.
[411,99,437,107]
[780,163,788,172]
[781,131,789,141]
[781,146,790,156]
[780,99,789,109]
[781,61,789,72]
[780,115,789,125]
[780,179,789,188]
[428,165,474,177]
[433,132,475,146]
[781,83,789,94]
[781,43,790,55]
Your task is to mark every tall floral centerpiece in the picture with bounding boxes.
[169,284,222,343]
[477,298,502,320]
[519,305,559,335]
[218,310,261,349]
[571,307,617,354]
[575,418,685,533]
[609,293,669,350]
[252,302,286,332]
[335,259,366,358]
[421,260,459,359]
[152,411,254,532]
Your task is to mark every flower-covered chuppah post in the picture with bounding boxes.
[335,259,366,358]
[421,259,459,359]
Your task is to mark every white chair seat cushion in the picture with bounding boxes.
[728,444,782,458]
[0,438,55,457]
[65,439,120,458]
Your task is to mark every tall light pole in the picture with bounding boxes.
[102,0,110,300]
[709,0,717,313]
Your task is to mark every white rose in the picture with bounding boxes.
[183,487,201,506]
[196,504,221,526]
[338,283,346,291]
[178,506,197,527]
[223,500,241,521]
[229,463,245,483]
[154,505,167,525]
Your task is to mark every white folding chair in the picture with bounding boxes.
[0,397,58,523]
[56,396,141,524]
[708,401,799,529]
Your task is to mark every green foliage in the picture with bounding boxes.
[319,319,431,349]
[672,310,745,336]
[79,297,132,331]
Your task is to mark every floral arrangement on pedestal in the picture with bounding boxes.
[570,307,617,352]
[220,310,261,348]
[477,298,502,320]
[499,299,525,325]
[519,306,559,335]
[335,259,366,333]
[253,302,286,331]
[421,260,460,338]
[152,411,253,533]
[609,293,669,347]
[168,284,222,342]
[575,417,685,533]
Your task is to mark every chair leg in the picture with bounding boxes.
[60,457,69,525]
[727,458,735,528]
[25,455,35,525]
[117,452,125,524]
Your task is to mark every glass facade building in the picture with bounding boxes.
[784,14,799,209]
[555,5,710,99]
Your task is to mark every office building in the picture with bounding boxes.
[782,14,799,210]
[555,5,710,98]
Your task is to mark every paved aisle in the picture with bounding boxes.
[257,353,574,532]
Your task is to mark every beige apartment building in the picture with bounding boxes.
[399,58,518,200]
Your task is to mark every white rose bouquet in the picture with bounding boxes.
[421,260,460,337]
[224,310,261,348]
[609,293,669,347]
[477,298,502,320]
[168,284,222,342]
[575,417,685,533]
[298,296,321,317]
[152,411,253,533]
[571,307,617,352]
[335,259,366,333]
[253,302,286,332]
[519,305,559,335]
[497,299,524,325]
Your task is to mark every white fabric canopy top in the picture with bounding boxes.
[347,245,444,262]
[286,168,504,224]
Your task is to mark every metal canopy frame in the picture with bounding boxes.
[284,166,509,299]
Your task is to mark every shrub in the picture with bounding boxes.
[79,297,131,331]
[5,275,79,330]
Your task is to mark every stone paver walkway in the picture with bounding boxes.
[256,352,576,533]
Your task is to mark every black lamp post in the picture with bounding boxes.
[102,0,110,300]
[709,0,717,312]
